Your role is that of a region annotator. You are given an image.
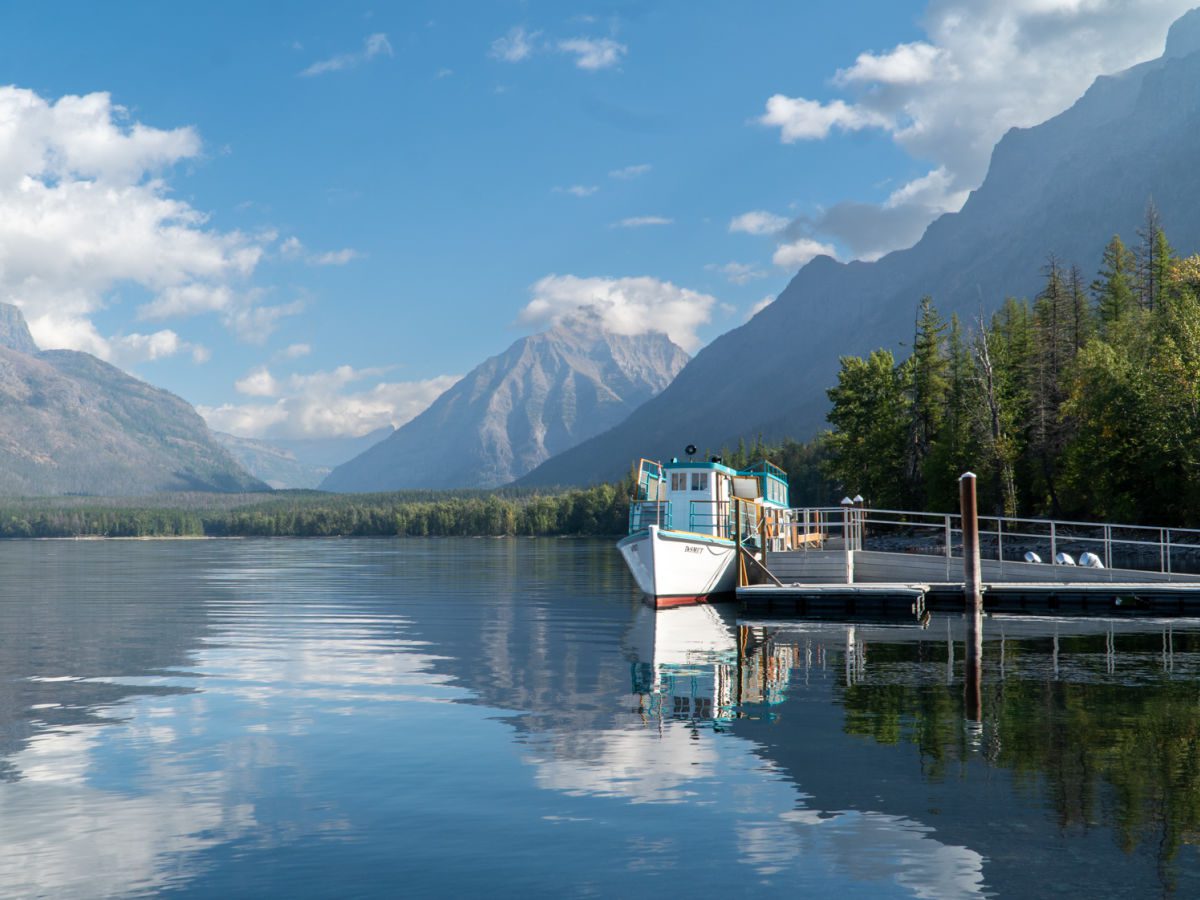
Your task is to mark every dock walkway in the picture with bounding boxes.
[739,505,1200,618]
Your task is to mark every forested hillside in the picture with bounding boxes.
[820,210,1200,526]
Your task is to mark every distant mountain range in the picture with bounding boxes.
[215,427,394,489]
[519,8,1200,487]
[0,303,265,495]
[322,319,689,492]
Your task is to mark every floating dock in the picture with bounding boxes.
[736,497,1200,618]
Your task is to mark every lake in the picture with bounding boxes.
[1,538,1198,898]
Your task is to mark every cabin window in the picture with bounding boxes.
[671,473,686,491]
[691,473,708,491]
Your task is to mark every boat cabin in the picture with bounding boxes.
[630,456,791,546]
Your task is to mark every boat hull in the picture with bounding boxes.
[617,525,738,608]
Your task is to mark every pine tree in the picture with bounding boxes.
[1068,263,1091,351]
[1093,234,1136,335]
[1135,200,1172,311]
[905,296,949,504]
[1028,257,1081,514]
[925,314,980,510]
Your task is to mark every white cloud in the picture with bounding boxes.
[614,216,672,228]
[756,1,1197,260]
[558,37,627,70]
[201,367,460,439]
[772,238,837,269]
[490,26,539,63]
[277,237,362,267]
[300,33,393,77]
[834,41,949,86]
[729,210,788,236]
[223,300,304,344]
[0,87,274,363]
[97,329,205,368]
[707,262,768,285]
[138,284,236,319]
[759,96,890,142]
[518,274,717,352]
[747,295,774,319]
[280,236,304,259]
[235,365,279,397]
[310,248,363,266]
[609,163,651,179]
[279,342,311,359]
[554,184,598,197]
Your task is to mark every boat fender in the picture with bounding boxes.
[1079,552,1104,568]
[1055,552,1076,566]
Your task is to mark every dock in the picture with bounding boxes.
[736,486,1200,618]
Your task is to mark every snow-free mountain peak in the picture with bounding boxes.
[321,324,689,492]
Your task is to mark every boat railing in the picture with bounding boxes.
[689,500,732,538]
[786,505,1200,576]
[629,501,672,534]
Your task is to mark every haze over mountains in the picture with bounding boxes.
[322,319,689,492]
[519,8,1200,487]
[0,303,264,496]
[214,427,393,490]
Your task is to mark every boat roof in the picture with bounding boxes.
[662,458,788,484]
[663,459,739,476]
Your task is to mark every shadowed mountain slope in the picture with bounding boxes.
[520,9,1200,486]
[0,304,265,495]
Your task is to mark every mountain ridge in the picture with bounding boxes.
[519,15,1200,487]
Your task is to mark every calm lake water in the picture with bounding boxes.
[2,538,1199,898]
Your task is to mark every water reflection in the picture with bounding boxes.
[1,539,1200,897]
[736,612,1200,895]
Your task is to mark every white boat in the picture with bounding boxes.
[617,454,793,608]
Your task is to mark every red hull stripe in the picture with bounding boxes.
[648,592,734,609]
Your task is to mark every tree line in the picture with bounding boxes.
[821,204,1200,525]
[0,482,634,539]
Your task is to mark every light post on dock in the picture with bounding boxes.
[841,497,855,584]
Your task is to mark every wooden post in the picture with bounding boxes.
[853,494,865,551]
[960,472,983,723]
[960,473,982,609]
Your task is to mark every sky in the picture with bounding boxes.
[0,0,1194,441]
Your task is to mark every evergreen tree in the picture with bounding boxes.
[905,296,949,504]
[1029,257,1077,514]
[823,350,908,507]
[1093,234,1137,336]
[1136,200,1172,311]
[925,314,981,510]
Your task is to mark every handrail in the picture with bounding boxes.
[783,504,1200,575]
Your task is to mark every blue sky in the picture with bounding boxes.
[0,0,1193,439]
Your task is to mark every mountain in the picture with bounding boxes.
[0,304,266,495]
[521,9,1200,487]
[215,427,394,489]
[321,320,689,491]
